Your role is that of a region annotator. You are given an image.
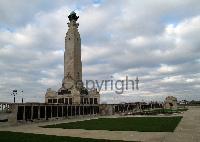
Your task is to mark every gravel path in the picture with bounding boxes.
[162,106,200,142]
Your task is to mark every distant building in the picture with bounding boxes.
[45,11,100,105]
[164,96,177,109]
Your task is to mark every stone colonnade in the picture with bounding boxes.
[16,104,99,122]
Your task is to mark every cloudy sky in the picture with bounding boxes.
[0,0,200,103]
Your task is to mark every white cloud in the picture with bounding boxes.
[157,64,177,74]
[127,36,150,46]
[37,78,59,86]
[162,75,183,83]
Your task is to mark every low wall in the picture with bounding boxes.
[2,102,164,125]
[7,103,99,124]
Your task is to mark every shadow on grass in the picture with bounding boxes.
[0,131,136,142]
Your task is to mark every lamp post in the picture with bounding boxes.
[21,90,24,103]
[11,90,17,103]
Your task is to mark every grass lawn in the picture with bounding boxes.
[42,116,182,132]
[0,131,134,142]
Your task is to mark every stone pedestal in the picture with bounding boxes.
[8,104,18,125]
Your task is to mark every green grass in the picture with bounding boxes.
[0,131,134,142]
[42,116,182,132]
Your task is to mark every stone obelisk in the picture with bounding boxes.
[45,11,100,105]
[63,11,82,90]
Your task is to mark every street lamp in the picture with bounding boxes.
[11,90,17,103]
[21,90,24,103]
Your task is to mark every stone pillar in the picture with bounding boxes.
[89,106,91,115]
[51,106,52,118]
[89,106,92,115]
[38,105,40,119]
[86,106,88,115]
[8,104,18,124]
[66,106,68,117]
[71,106,72,116]
[83,106,85,115]
[79,106,80,116]
[31,106,33,120]
[74,106,76,117]
[62,106,64,117]
[57,106,58,118]
[86,106,90,115]
[23,106,25,121]
[44,106,47,120]
[94,106,96,114]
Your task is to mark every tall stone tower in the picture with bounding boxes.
[45,11,100,105]
[63,11,82,89]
